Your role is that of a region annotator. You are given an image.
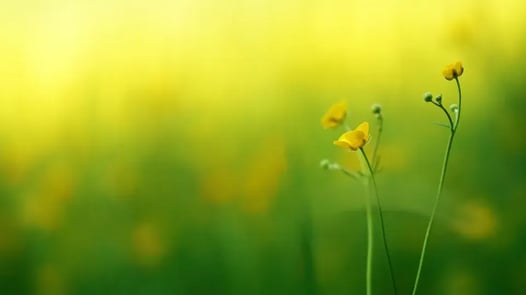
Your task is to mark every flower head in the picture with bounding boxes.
[333,122,370,151]
[321,101,347,129]
[442,61,464,80]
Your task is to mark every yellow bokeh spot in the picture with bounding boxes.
[132,222,164,268]
[35,264,66,295]
[21,162,76,231]
[102,161,139,200]
[242,138,287,214]
[202,168,238,205]
[450,200,497,240]
[0,142,41,186]
[440,267,480,295]
[0,217,22,256]
[321,101,347,129]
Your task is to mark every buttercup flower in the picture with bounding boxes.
[442,61,464,80]
[333,122,370,151]
[321,101,347,129]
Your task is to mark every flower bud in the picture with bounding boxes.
[450,104,459,113]
[320,159,331,170]
[423,92,433,102]
[371,103,382,115]
[435,95,442,104]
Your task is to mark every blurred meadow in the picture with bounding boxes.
[1,0,526,294]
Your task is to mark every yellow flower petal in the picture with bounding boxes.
[442,66,455,80]
[333,138,351,149]
[321,101,347,129]
[442,61,464,80]
[333,121,370,151]
[355,121,369,140]
[453,61,464,77]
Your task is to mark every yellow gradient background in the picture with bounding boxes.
[0,1,525,294]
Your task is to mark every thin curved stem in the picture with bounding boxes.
[454,77,462,130]
[437,104,454,131]
[430,101,454,130]
[411,130,455,295]
[365,181,374,295]
[339,167,360,180]
[412,79,462,295]
[372,116,383,171]
[360,148,398,295]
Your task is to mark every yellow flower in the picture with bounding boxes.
[321,101,347,129]
[333,122,370,151]
[442,61,464,80]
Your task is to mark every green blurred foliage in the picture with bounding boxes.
[0,0,525,294]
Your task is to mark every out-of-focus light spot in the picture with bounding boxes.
[1,143,39,185]
[132,222,164,268]
[0,217,21,257]
[20,162,76,231]
[202,168,238,205]
[440,267,480,295]
[102,161,139,200]
[242,137,287,213]
[446,17,475,47]
[22,193,64,231]
[450,199,497,240]
[35,264,66,295]
[40,162,76,201]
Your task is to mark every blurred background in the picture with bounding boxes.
[1,0,525,294]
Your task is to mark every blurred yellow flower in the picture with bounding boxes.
[202,168,237,205]
[321,101,347,129]
[36,264,66,295]
[442,61,464,80]
[132,222,164,268]
[333,122,369,151]
[450,200,497,240]
[21,162,76,231]
[242,137,287,213]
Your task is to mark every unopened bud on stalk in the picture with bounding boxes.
[423,92,433,102]
[320,159,331,170]
[371,103,382,115]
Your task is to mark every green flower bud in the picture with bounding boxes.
[435,95,442,104]
[450,104,459,113]
[371,103,382,115]
[320,159,331,170]
[423,92,433,102]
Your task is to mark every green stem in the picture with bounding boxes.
[430,100,454,130]
[454,77,462,130]
[411,130,455,295]
[339,166,360,180]
[300,207,317,295]
[372,116,383,171]
[412,78,462,295]
[365,179,374,295]
[360,148,398,295]
[437,103,454,130]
